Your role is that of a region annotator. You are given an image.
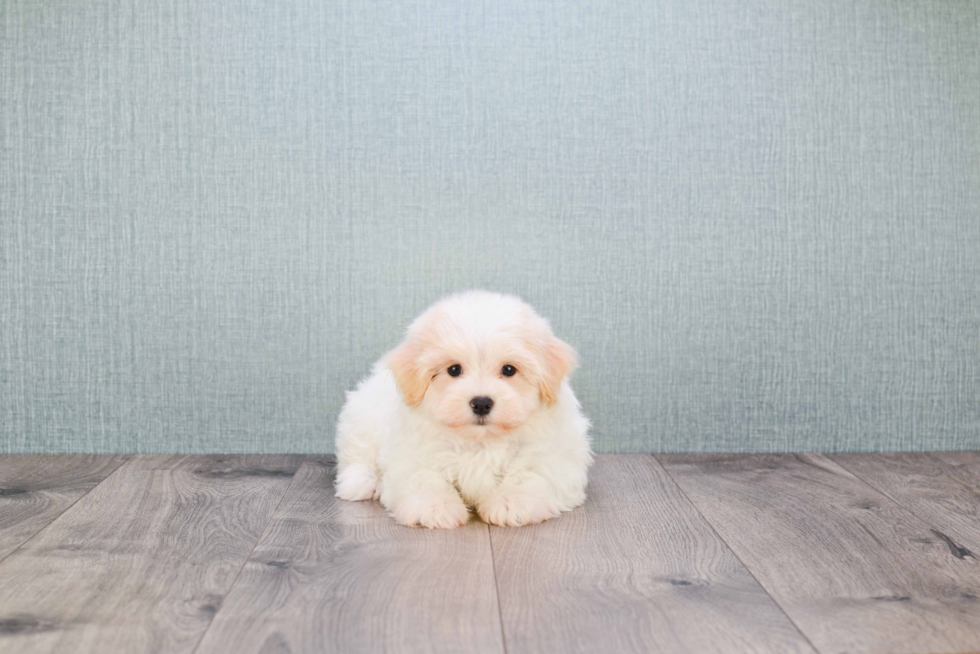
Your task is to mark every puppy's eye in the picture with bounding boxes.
[447,364,462,377]
[501,365,517,377]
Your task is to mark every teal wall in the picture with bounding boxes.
[2,0,979,453]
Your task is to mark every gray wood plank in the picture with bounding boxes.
[490,455,816,654]
[832,453,980,555]
[0,454,130,561]
[931,451,980,497]
[0,454,302,654]
[659,453,980,654]
[194,456,504,654]
[931,450,980,479]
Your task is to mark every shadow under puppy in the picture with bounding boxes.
[335,290,593,528]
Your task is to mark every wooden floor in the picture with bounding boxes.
[0,454,978,654]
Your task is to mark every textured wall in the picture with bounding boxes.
[2,0,979,454]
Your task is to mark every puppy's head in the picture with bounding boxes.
[385,291,576,438]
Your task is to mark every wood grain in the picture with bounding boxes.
[0,455,302,654]
[490,455,816,654]
[659,453,980,654]
[0,455,130,561]
[194,456,504,654]
[832,452,980,555]
[931,450,980,479]
[931,451,980,504]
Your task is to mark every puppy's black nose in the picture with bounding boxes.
[470,396,494,416]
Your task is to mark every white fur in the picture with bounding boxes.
[335,290,593,528]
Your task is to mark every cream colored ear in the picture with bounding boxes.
[539,336,577,406]
[385,339,430,406]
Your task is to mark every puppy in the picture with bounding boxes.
[334,290,592,528]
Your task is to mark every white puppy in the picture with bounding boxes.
[334,290,592,528]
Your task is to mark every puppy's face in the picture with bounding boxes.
[386,293,575,439]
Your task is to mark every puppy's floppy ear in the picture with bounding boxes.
[385,338,430,406]
[539,336,577,406]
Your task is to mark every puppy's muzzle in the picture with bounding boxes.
[470,396,494,416]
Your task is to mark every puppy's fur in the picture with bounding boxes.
[335,290,592,528]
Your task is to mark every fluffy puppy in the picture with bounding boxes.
[334,290,592,528]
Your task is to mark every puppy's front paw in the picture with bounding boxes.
[391,490,470,529]
[335,464,380,501]
[478,492,560,527]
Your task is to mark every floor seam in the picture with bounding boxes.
[829,453,977,544]
[0,454,134,567]
[488,522,509,654]
[651,453,823,654]
[189,454,304,654]
[829,454,912,511]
